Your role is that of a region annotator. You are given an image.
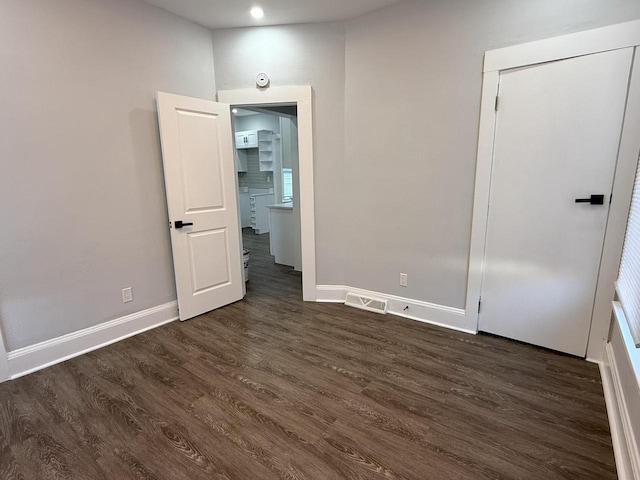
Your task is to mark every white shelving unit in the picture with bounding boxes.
[234,129,275,173]
[257,130,274,172]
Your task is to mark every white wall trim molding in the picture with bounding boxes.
[6,301,178,381]
[218,86,317,301]
[602,343,639,480]
[468,23,640,360]
[603,301,640,479]
[600,356,633,480]
[484,19,640,72]
[316,285,349,303]
[316,285,473,334]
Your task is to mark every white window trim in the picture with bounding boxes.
[282,167,293,202]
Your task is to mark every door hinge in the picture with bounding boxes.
[478,297,482,314]
[494,96,499,112]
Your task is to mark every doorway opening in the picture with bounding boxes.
[219,86,316,301]
[232,105,302,298]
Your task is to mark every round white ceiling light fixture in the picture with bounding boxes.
[250,6,264,19]
[232,108,238,114]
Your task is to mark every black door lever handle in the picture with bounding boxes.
[174,220,194,229]
[575,194,605,205]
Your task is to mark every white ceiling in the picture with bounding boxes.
[142,0,406,29]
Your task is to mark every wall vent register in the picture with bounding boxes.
[345,293,388,315]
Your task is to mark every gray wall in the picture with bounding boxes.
[343,0,640,308]
[0,0,216,350]
[212,22,348,285]
[212,0,640,309]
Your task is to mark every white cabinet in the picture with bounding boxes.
[249,193,274,234]
[235,131,258,149]
[234,130,275,173]
[268,203,301,271]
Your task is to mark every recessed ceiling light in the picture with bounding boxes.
[250,6,264,19]
[232,108,238,114]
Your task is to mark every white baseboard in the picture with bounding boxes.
[602,343,640,480]
[7,301,178,380]
[316,285,475,334]
[316,285,349,303]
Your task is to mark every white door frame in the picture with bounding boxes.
[218,86,317,301]
[466,19,640,361]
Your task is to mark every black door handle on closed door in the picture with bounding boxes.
[174,220,194,229]
[575,194,605,205]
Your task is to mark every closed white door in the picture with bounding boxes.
[479,49,633,356]
[157,92,243,321]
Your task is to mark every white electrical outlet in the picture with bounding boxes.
[399,273,408,287]
[122,287,133,303]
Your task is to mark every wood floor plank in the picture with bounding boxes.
[0,229,616,479]
[0,446,31,480]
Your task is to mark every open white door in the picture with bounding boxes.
[157,92,243,321]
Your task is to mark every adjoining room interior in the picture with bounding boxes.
[1,1,640,479]
[232,105,303,295]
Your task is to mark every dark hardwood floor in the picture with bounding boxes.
[0,229,616,479]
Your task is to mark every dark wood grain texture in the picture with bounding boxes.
[0,229,616,479]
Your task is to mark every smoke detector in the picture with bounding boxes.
[256,73,270,88]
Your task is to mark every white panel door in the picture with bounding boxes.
[157,92,243,321]
[479,49,633,356]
